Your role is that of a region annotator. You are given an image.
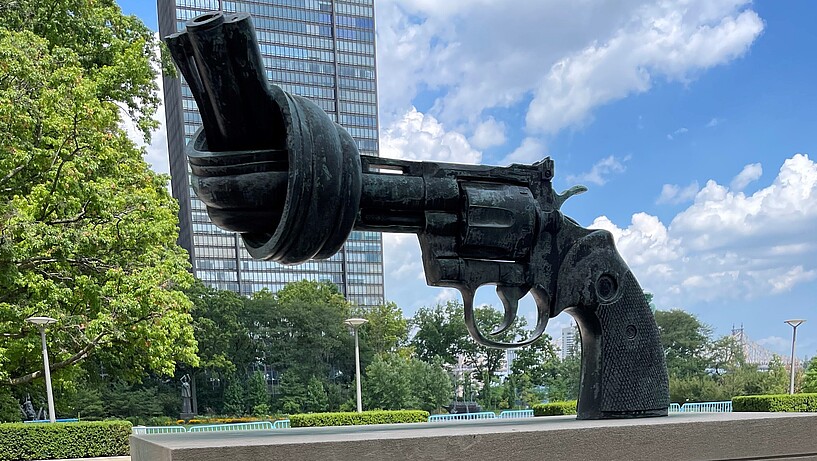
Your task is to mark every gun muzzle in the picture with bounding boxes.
[166,12,364,265]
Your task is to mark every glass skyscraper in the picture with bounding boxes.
[157,0,384,307]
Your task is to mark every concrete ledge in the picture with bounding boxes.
[131,412,817,461]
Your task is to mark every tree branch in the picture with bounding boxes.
[7,332,107,386]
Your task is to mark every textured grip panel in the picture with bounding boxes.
[596,271,669,414]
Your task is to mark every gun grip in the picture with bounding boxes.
[556,230,669,420]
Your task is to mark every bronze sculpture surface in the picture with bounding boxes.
[165,11,669,420]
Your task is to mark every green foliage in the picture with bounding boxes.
[364,354,413,410]
[364,353,452,413]
[245,281,355,405]
[0,0,163,137]
[411,301,468,365]
[304,376,329,413]
[289,410,428,427]
[411,301,534,397]
[539,353,581,402]
[58,384,105,420]
[802,357,817,393]
[278,371,306,414]
[246,371,269,413]
[732,393,817,412]
[0,420,131,461]
[102,382,164,423]
[0,7,196,388]
[359,302,409,354]
[654,310,712,379]
[407,358,453,413]
[222,377,245,416]
[188,283,252,377]
[532,400,577,416]
[0,388,20,423]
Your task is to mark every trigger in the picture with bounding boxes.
[492,285,527,335]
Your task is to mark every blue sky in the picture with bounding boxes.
[120,0,816,360]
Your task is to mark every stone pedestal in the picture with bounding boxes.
[131,412,817,461]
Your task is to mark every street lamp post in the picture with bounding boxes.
[25,316,57,423]
[344,317,368,413]
[785,319,806,395]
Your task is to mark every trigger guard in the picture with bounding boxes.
[461,286,550,349]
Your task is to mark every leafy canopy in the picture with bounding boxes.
[0,1,196,387]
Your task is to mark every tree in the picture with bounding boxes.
[222,377,245,416]
[277,370,306,414]
[654,310,712,379]
[188,284,252,377]
[304,376,328,413]
[359,302,409,355]
[803,356,817,393]
[0,0,163,137]
[186,284,254,413]
[0,3,196,388]
[246,371,269,416]
[364,353,451,412]
[410,301,469,365]
[243,281,355,390]
[364,354,413,410]
[407,358,452,413]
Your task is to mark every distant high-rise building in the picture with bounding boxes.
[560,326,577,360]
[157,0,384,307]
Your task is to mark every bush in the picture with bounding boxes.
[732,393,817,412]
[0,420,131,461]
[0,389,21,423]
[290,410,429,427]
[532,401,577,416]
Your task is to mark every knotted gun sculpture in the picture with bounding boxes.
[166,12,669,420]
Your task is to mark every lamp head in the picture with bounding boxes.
[785,319,806,328]
[25,316,57,326]
[344,318,368,328]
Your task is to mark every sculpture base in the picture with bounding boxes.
[179,412,195,423]
[132,412,817,461]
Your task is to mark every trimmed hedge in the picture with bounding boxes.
[733,393,817,412]
[0,420,131,461]
[532,401,578,416]
[290,410,429,427]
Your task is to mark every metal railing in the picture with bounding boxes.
[133,420,290,435]
[273,419,291,428]
[132,425,187,435]
[498,410,534,419]
[23,418,80,423]
[669,403,682,412]
[673,401,732,413]
[428,412,497,422]
[188,421,274,432]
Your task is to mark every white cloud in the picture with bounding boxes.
[500,137,547,165]
[657,181,700,204]
[377,1,764,133]
[756,335,790,350]
[730,162,763,191]
[566,155,630,186]
[707,117,724,128]
[469,117,507,150]
[380,107,482,164]
[667,127,689,141]
[590,154,817,307]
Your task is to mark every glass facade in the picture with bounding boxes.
[158,0,384,308]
